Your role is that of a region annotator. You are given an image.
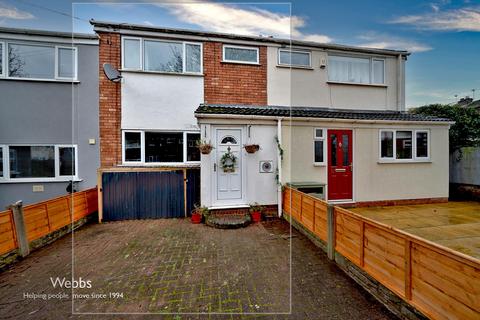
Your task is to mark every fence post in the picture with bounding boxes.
[327,204,335,260]
[8,201,30,257]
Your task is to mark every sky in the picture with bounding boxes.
[1,0,479,108]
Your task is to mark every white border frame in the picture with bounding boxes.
[0,144,79,183]
[378,129,431,162]
[222,44,259,65]
[327,54,386,85]
[278,48,311,68]
[313,128,326,166]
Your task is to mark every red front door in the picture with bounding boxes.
[328,130,353,201]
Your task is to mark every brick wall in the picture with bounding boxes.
[204,42,267,105]
[98,32,121,168]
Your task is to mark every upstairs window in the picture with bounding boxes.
[278,49,311,68]
[223,45,259,64]
[328,55,385,85]
[122,37,202,74]
[3,43,77,80]
[379,130,429,162]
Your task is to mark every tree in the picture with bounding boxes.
[410,104,480,153]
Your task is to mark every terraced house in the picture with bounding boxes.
[91,20,452,220]
[0,27,99,208]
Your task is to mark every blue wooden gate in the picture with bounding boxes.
[102,171,185,221]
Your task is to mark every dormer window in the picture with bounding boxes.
[328,55,385,85]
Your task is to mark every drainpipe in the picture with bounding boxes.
[397,54,403,111]
[277,118,282,217]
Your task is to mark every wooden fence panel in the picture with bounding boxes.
[291,191,302,221]
[23,204,50,242]
[0,210,17,255]
[282,189,291,215]
[411,243,480,320]
[0,188,97,257]
[313,201,327,241]
[300,196,314,231]
[334,208,361,266]
[363,224,406,297]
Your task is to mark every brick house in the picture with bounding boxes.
[91,20,452,220]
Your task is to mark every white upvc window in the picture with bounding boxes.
[122,130,201,165]
[313,128,326,165]
[121,37,203,74]
[222,45,259,64]
[278,49,311,68]
[2,42,78,81]
[379,129,430,162]
[328,55,385,85]
[0,144,78,182]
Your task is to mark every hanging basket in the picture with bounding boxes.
[244,144,260,154]
[198,144,213,155]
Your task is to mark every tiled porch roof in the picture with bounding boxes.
[195,104,452,123]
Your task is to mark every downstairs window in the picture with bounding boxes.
[379,130,429,161]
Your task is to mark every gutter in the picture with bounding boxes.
[195,114,455,126]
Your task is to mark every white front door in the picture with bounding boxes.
[214,128,244,206]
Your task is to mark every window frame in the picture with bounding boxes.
[313,128,326,166]
[0,144,79,182]
[378,129,430,163]
[327,54,386,85]
[121,37,203,75]
[2,41,78,81]
[222,44,259,65]
[415,130,430,160]
[0,41,5,78]
[55,46,78,80]
[277,48,311,68]
[122,130,201,165]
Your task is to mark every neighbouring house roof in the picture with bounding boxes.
[90,20,410,57]
[195,104,453,123]
[0,26,98,40]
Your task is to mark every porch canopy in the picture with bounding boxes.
[195,104,452,124]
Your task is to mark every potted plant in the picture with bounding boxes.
[249,203,264,223]
[244,144,260,154]
[191,205,209,224]
[197,139,214,155]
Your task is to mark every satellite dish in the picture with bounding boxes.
[103,63,122,82]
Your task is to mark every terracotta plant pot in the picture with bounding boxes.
[191,213,202,224]
[251,211,262,223]
[198,144,213,155]
[244,144,260,154]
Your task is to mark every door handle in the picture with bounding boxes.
[214,163,217,172]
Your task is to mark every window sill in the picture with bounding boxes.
[120,163,200,168]
[277,64,314,70]
[327,81,387,88]
[0,177,82,184]
[120,69,204,77]
[377,159,431,164]
[221,60,260,66]
[313,163,326,167]
[0,77,79,83]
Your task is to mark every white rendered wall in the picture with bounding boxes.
[121,72,204,130]
[199,122,278,207]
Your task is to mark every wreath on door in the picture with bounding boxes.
[220,148,237,173]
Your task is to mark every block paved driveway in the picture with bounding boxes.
[0,219,395,319]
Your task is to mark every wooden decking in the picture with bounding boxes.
[351,201,480,259]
